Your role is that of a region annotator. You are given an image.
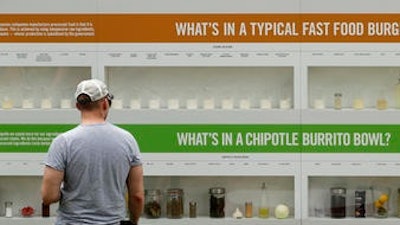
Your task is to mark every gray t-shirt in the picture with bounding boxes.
[45,122,142,225]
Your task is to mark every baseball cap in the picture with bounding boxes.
[75,79,111,103]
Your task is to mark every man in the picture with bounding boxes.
[41,79,144,225]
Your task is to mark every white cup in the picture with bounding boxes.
[167,99,180,109]
[186,99,198,110]
[130,99,141,109]
[203,98,215,109]
[149,99,160,109]
[221,99,234,109]
[260,99,272,109]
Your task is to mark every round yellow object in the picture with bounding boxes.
[379,194,388,203]
[374,200,383,208]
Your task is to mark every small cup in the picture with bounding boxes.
[372,187,391,218]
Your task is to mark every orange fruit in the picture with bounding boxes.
[379,194,388,203]
[374,200,383,208]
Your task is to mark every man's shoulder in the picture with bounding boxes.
[108,123,134,137]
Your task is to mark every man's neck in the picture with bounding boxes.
[80,112,106,125]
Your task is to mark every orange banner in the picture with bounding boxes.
[0,14,400,42]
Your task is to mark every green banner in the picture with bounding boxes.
[0,124,75,152]
[0,124,399,153]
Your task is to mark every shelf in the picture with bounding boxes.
[8,217,400,225]
[0,108,300,124]
[0,217,298,225]
[302,109,400,124]
[109,109,300,124]
[0,217,56,225]
[303,218,400,225]
[143,156,300,176]
[139,217,298,225]
[0,153,300,176]
[0,109,79,124]
[2,108,400,124]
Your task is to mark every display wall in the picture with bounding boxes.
[1,1,400,225]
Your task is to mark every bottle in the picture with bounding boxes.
[245,201,253,218]
[5,201,12,218]
[330,187,346,218]
[209,187,225,218]
[42,202,50,217]
[189,201,197,218]
[258,182,269,218]
[334,93,342,110]
[376,89,388,110]
[354,190,366,218]
[395,76,400,109]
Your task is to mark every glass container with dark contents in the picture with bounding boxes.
[209,187,225,218]
[330,187,346,218]
[354,190,366,218]
[144,189,162,218]
[166,188,184,219]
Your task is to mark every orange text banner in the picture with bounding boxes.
[0,14,400,42]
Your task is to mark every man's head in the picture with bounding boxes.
[74,79,113,113]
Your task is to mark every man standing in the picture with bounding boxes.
[41,79,144,225]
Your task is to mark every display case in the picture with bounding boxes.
[1,43,400,225]
[308,67,400,111]
[0,44,301,225]
[105,66,294,110]
[0,67,91,110]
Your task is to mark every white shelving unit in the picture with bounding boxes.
[0,43,400,225]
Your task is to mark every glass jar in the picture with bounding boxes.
[330,187,346,218]
[372,186,390,218]
[144,189,162,218]
[166,188,183,219]
[42,202,50,217]
[189,201,197,218]
[245,201,253,218]
[334,93,342,110]
[5,201,12,218]
[209,187,225,218]
[354,190,366,218]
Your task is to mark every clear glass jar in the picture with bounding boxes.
[334,93,342,110]
[209,187,225,218]
[372,186,390,218]
[5,201,12,218]
[354,190,366,218]
[330,187,346,218]
[144,189,162,218]
[245,201,253,218]
[166,188,183,219]
[189,201,197,218]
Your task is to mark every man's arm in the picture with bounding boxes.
[126,165,144,225]
[41,165,64,205]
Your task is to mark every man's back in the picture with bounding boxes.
[45,122,141,225]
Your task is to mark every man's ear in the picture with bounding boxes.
[102,98,108,110]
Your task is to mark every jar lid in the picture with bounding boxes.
[145,189,161,195]
[167,188,183,194]
[331,187,346,195]
[209,187,225,194]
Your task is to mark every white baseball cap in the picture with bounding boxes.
[75,79,111,102]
